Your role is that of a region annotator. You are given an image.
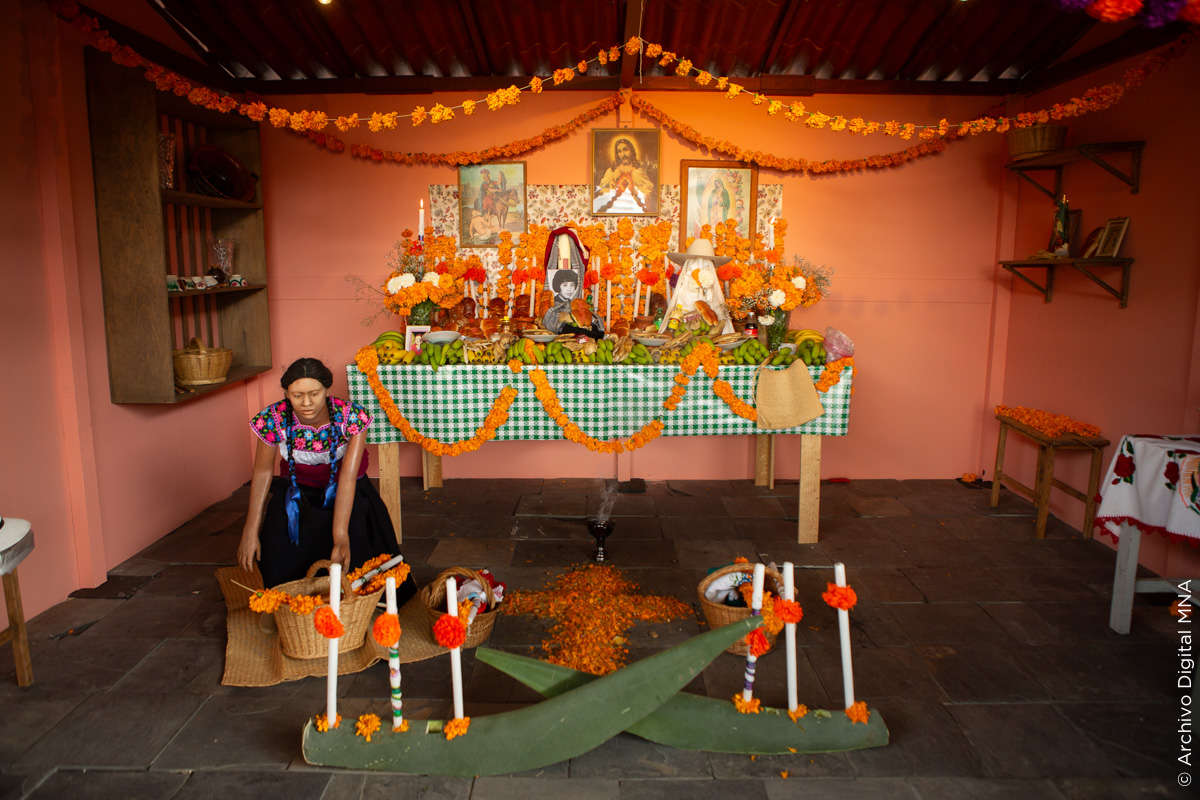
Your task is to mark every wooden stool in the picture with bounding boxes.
[990,415,1109,539]
[0,517,34,686]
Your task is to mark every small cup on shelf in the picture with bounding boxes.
[166,274,180,291]
[228,274,246,287]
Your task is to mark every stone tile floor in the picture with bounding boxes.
[1,478,1192,799]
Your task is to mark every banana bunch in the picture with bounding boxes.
[621,342,653,365]
[768,347,799,366]
[543,341,576,364]
[419,338,464,370]
[727,338,770,365]
[372,330,412,366]
[505,338,547,364]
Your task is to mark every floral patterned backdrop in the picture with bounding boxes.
[429,184,783,279]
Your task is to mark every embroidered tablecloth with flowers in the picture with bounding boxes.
[1095,434,1200,542]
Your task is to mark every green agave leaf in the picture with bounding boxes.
[302,617,755,775]
[476,648,888,755]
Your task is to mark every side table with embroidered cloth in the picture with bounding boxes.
[348,363,853,544]
[1095,434,1200,635]
[0,518,35,687]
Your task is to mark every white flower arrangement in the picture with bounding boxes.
[791,275,807,291]
[768,289,787,308]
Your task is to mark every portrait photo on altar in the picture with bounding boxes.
[680,159,758,244]
[458,162,527,247]
[590,128,660,217]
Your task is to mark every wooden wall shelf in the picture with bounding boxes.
[86,52,271,404]
[1006,141,1144,201]
[999,257,1134,308]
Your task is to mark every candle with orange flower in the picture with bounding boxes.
[418,199,425,240]
[741,563,765,704]
[446,576,465,720]
[782,561,798,713]
[325,562,342,728]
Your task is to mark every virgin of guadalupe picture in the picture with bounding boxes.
[590,128,660,217]
[680,160,758,244]
[541,227,604,338]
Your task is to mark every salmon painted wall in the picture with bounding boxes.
[253,88,1008,482]
[1001,45,1200,577]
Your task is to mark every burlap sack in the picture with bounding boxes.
[754,359,825,430]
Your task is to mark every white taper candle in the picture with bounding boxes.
[419,198,425,238]
[446,576,465,720]
[783,561,798,713]
[385,576,403,730]
[834,562,855,708]
[326,562,341,726]
[742,563,765,703]
[634,280,641,317]
[605,280,612,329]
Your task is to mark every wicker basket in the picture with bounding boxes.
[697,563,784,656]
[173,337,233,386]
[1007,124,1067,161]
[273,560,384,660]
[420,567,499,649]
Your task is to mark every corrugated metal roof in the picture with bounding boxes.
[142,0,1185,95]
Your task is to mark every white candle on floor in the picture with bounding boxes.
[385,576,404,730]
[741,563,765,703]
[834,562,855,708]
[326,563,341,727]
[446,576,465,720]
[783,561,798,713]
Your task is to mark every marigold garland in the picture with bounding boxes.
[815,357,853,393]
[355,346,517,456]
[529,368,665,454]
[372,613,402,648]
[313,606,345,639]
[443,716,471,740]
[712,380,758,421]
[822,583,858,611]
[355,713,382,742]
[433,613,467,649]
[845,701,871,725]
[994,405,1102,439]
[733,694,762,714]
[746,627,771,657]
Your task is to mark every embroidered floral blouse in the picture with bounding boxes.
[249,397,372,486]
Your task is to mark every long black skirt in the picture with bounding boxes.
[259,476,416,604]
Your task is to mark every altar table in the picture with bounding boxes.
[347,363,853,544]
[1094,434,1200,634]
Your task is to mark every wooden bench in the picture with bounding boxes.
[990,414,1109,539]
[0,518,34,687]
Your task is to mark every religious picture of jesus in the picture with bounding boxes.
[590,128,660,217]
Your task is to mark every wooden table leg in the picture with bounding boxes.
[1083,447,1104,540]
[796,434,821,544]
[767,434,776,491]
[2,571,33,687]
[990,422,1008,507]
[426,454,443,489]
[1035,445,1055,539]
[754,434,772,487]
[1108,521,1141,634]
[378,443,402,543]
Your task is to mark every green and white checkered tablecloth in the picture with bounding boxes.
[347,363,852,445]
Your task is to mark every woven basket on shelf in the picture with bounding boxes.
[1007,124,1066,161]
[173,337,233,386]
[273,560,384,660]
[419,566,498,649]
[697,563,784,656]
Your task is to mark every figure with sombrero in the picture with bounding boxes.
[658,239,734,335]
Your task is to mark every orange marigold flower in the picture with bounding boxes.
[822,583,858,611]
[625,36,641,54]
[773,596,803,624]
[732,694,762,714]
[355,713,381,742]
[787,705,809,723]
[433,613,467,649]
[314,713,341,732]
[444,716,471,740]
[845,701,870,725]
[314,606,344,638]
[372,612,402,648]
[746,627,771,657]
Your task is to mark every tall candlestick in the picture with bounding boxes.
[634,281,641,317]
[605,280,612,329]
[385,576,404,731]
[326,563,341,727]
[529,277,535,317]
[557,235,571,271]
[783,562,798,713]
[741,563,765,703]
[446,577,465,720]
[418,198,425,239]
[645,284,652,317]
[834,562,855,708]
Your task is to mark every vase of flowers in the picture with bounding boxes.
[408,298,437,326]
[761,309,790,351]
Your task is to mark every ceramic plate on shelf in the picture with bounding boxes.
[423,331,461,345]
[523,333,556,343]
[633,335,669,347]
